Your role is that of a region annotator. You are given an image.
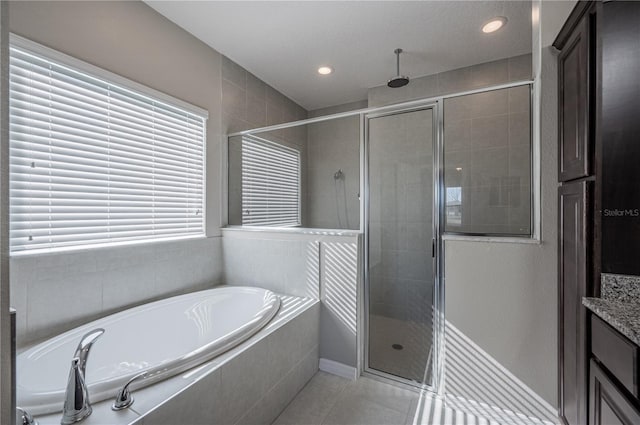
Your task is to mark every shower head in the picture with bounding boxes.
[387,48,409,88]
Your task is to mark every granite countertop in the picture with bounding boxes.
[583,297,640,346]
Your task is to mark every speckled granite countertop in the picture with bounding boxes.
[583,297,640,346]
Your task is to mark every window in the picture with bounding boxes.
[443,85,532,236]
[241,135,301,226]
[9,38,207,254]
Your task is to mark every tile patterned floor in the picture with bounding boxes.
[273,372,511,425]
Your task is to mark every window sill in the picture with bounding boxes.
[9,234,209,258]
[222,226,361,238]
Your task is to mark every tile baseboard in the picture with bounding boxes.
[319,358,358,380]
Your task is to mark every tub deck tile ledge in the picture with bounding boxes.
[33,293,319,425]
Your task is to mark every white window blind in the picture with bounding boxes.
[9,42,206,254]
[242,135,301,226]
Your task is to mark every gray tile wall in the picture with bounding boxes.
[222,230,359,368]
[444,85,531,235]
[368,54,532,108]
[306,101,364,229]
[222,56,310,226]
[368,109,434,324]
[222,234,320,299]
[137,302,320,425]
[10,237,223,346]
[221,56,307,135]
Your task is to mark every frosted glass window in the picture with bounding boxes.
[444,85,531,235]
[241,135,301,226]
[9,42,206,253]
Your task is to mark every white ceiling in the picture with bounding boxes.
[145,1,532,110]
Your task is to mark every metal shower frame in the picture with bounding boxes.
[226,78,536,397]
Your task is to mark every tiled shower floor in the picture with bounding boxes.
[272,372,504,425]
[368,314,433,383]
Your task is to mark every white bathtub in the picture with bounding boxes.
[17,286,280,416]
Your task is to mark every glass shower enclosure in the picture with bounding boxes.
[364,103,441,390]
[226,100,444,393]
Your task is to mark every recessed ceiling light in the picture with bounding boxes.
[482,16,507,33]
[317,66,333,75]
[456,167,463,171]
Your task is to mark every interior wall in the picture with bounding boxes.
[9,0,224,237]
[222,55,309,227]
[448,3,579,412]
[7,0,225,346]
[221,229,359,368]
[365,53,560,406]
[306,100,365,230]
[443,85,532,235]
[443,0,577,410]
[445,46,560,415]
[368,54,532,108]
[0,1,12,423]
[6,1,305,347]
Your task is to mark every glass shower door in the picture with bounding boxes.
[366,106,437,387]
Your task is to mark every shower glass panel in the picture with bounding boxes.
[367,106,436,387]
[443,86,532,235]
[227,116,360,230]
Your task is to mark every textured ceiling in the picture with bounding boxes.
[145,1,532,110]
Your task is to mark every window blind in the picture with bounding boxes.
[9,44,206,253]
[242,135,301,226]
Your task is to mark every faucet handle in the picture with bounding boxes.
[112,371,148,411]
[16,407,38,425]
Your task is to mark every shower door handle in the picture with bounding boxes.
[431,239,435,258]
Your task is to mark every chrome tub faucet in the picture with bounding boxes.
[61,328,104,425]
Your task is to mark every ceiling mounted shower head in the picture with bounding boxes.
[387,48,410,88]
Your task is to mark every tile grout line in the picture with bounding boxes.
[265,345,320,425]
[318,375,351,425]
[279,345,321,423]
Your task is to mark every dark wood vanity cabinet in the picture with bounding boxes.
[558,181,592,425]
[590,360,640,425]
[558,14,591,182]
[589,315,640,425]
[555,3,600,424]
[556,2,640,424]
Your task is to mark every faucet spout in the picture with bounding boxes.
[61,328,104,425]
[73,328,105,376]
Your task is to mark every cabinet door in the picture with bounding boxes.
[559,181,591,425]
[601,1,640,276]
[558,16,590,182]
[590,360,640,425]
